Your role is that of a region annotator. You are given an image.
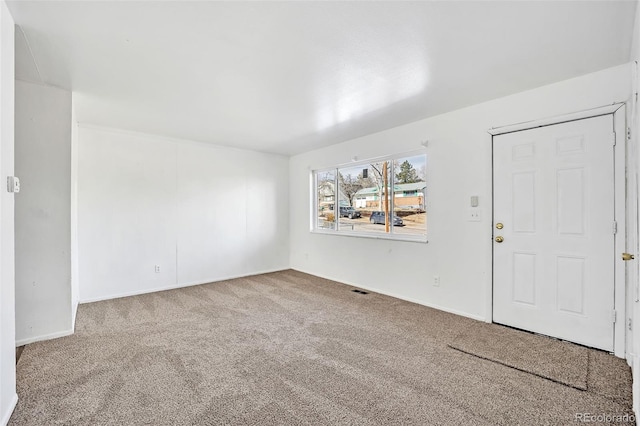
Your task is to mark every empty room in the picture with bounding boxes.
[1,0,640,424]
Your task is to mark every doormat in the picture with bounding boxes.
[448,322,589,390]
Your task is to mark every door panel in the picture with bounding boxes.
[493,115,615,351]
[512,252,536,305]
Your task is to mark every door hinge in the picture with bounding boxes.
[613,220,618,234]
[612,310,617,324]
[628,127,632,141]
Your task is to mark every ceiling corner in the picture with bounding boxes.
[15,24,44,84]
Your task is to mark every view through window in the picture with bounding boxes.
[313,152,426,240]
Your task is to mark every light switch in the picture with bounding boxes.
[7,176,19,193]
[470,195,479,207]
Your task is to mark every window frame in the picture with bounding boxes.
[310,149,428,243]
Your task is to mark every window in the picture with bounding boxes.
[316,170,336,229]
[312,151,427,241]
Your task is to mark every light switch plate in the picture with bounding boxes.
[7,176,19,193]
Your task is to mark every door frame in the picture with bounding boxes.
[488,103,627,357]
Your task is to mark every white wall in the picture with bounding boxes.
[77,126,289,302]
[0,1,16,424]
[14,81,73,346]
[70,100,79,326]
[290,63,632,322]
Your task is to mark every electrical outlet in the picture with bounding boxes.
[155,265,160,273]
[433,275,440,287]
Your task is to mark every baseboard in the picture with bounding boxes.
[15,328,74,347]
[291,267,487,322]
[1,393,18,426]
[79,267,290,304]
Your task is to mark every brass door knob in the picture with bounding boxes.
[495,236,504,243]
[496,223,504,229]
[622,253,635,261]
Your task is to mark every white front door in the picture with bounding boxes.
[493,114,616,351]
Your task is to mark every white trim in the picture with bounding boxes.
[488,103,625,136]
[291,267,486,322]
[311,228,428,243]
[614,106,627,358]
[308,171,315,232]
[79,267,289,304]
[1,393,17,426]
[71,116,79,334]
[484,131,494,324]
[15,328,74,347]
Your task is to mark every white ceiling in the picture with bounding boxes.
[7,1,637,156]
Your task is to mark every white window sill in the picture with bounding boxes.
[310,228,428,243]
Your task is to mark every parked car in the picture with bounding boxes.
[369,211,404,226]
[339,206,361,219]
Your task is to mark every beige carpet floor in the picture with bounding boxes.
[449,321,591,390]
[9,270,634,425]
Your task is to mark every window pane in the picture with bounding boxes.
[392,154,427,236]
[337,165,366,232]
[316,170,335,229]
[349,161,391,234]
